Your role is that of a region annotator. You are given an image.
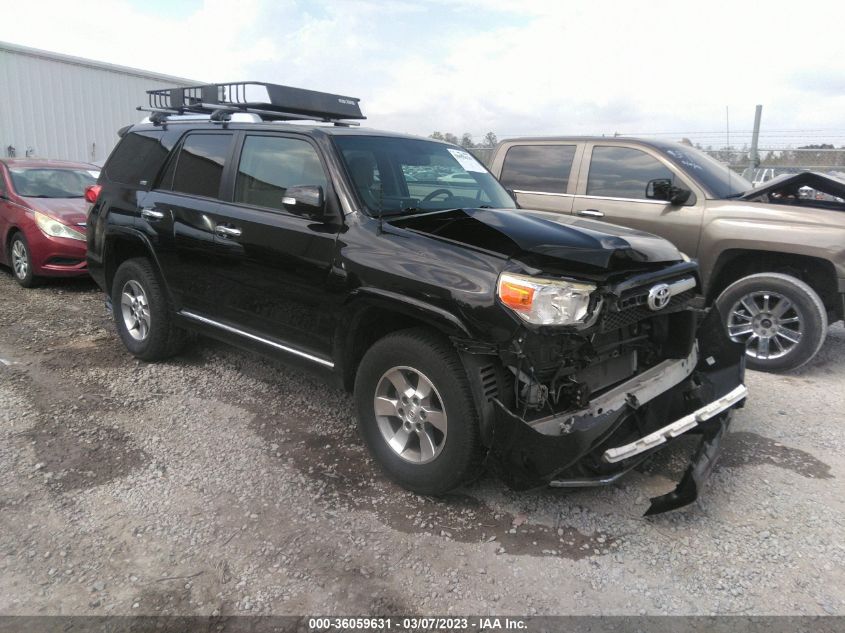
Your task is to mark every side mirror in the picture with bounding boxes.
[282,185,328,219]
[646,178,692,206]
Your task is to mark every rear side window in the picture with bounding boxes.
[170,133,233,199]
[587,146,676,199]
[499,145,576,194]
[103,131,170,187]
[234,135,327,211]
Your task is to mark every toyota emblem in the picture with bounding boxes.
[647,283,671,311]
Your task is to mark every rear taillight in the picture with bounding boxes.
[84,185,102,204]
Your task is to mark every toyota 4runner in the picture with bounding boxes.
[87,83,746,515]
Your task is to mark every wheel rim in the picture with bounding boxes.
[11,239,28,279]
[373,366,448,464]
[727,290,803,360]
[120,280,151,341]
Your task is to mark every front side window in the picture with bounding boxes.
[499,145,577,194]
[170,133,233,199]
[653,141,751,198]
[234,136,328,211]
[587,146,678,200]
[9,167,98,198]
[333,136,515,216]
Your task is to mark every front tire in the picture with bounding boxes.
[354,328,482,495]
[9,233,37,288]
[716,272,827,372]
[111,257,186,361]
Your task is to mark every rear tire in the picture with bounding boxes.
[716,272,827,372]
[354,328,482,495]
[111,257,186,361]
[9,233,38,288]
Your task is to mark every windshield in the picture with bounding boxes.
[651,142,752,199]
[333,136,516,216]
[9,168,99,198]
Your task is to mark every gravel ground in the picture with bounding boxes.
[0,269,844,617]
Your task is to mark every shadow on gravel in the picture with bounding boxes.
[0,266,99,293]
[789,324,845,378]
[253,414,614,559]
[24,419,150,492]
[719,431,832,479]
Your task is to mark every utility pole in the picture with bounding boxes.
[749,105,763,169]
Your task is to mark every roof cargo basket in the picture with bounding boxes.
[141,81,365,125]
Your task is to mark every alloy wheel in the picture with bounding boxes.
[11,239,28,280]
[373,366,448,464]
[120,279,151,341]
[727,290,803,360]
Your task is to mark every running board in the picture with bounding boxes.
[178,310,334,369]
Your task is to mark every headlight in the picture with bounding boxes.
[34,211,85,241]
[497,272,596,325]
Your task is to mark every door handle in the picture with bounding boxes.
[141,208,165,221]
[215,224,242,238]
[577,209,605,218]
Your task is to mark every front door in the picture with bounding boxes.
[192,132,341,360]
[571,143,705,258]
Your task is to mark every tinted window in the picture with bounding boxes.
[104,131,170,187]
[652,142,752,198]
[499,145,576,194]
[171,133,233,198]
[234,136,327,211]
[587,146,677,199]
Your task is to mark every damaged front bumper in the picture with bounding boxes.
[486,308,747,515]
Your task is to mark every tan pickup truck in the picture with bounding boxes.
[489,137,845,372]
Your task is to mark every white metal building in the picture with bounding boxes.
[0,41,198,164]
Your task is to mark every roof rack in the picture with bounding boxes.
[138,81,365,126]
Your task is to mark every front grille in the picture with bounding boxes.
[599,290,694,332]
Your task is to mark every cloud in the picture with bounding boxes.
[4,0,845,146]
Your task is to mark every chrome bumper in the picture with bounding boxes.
[602,384,748,464]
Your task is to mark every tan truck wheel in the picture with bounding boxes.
[716,273,827,373]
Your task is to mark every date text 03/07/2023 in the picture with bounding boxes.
[308,617,528,630]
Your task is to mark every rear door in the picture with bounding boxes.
[571,143,706,257]
[138,131,237,311]
[495,142,582,214]
[185,132,341,361]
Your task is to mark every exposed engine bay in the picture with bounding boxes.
[463,268,747,516]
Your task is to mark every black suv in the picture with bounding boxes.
[87,82,746,515]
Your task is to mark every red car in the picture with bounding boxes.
[0,159,99,287]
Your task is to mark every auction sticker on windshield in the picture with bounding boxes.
[447,148,486,172]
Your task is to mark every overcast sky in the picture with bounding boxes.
[4,0,845,148]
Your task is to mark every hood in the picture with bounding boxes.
[22,197,88,227]
[739,171,845,204]
[387,208,682,271]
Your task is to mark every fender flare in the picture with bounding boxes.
[102,228,174,303]
[335,287,475,387]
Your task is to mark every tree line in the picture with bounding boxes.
[429,131,498,148]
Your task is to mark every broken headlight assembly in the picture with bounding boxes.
[497,272,596,326]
